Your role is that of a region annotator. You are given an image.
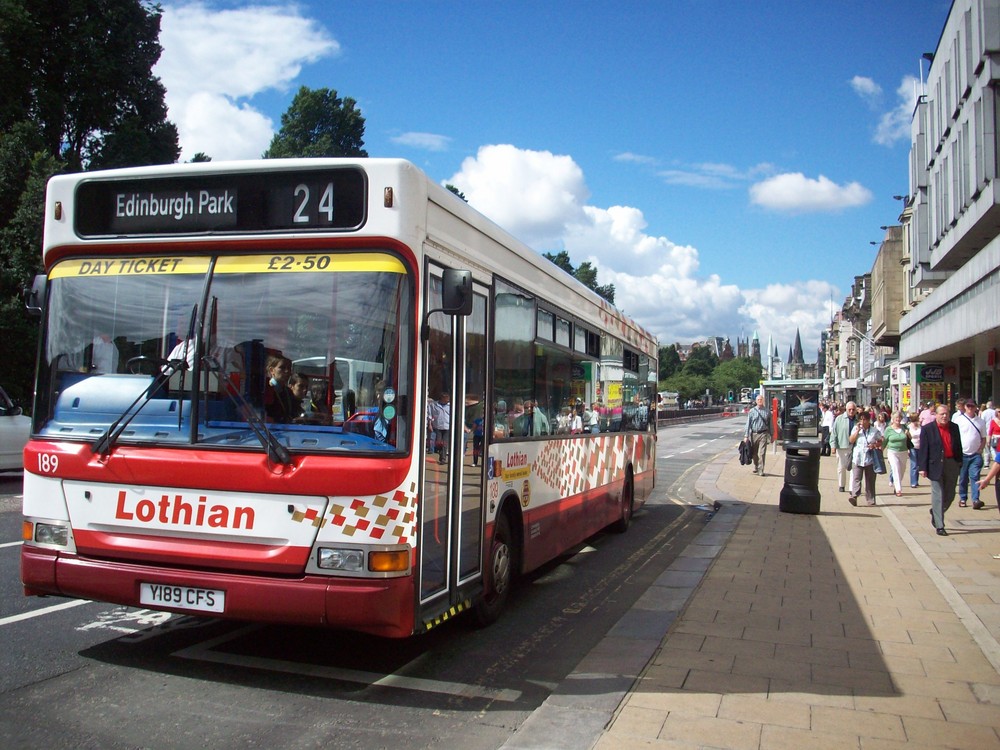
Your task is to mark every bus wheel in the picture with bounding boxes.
[610,470,634,533]
[475,513,512,626]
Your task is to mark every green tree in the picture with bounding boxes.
[543,250,574,274]
[682,345,719,377]
[0,0,179,171]
[711,357,762,400]
[659,372,709,403]
[658,344,681,380]
[264,87,368,158]
[0,150,59,404]
[541,250,615,304]
[0,0,179,404]
[445,184,466,201]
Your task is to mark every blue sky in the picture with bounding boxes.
[153,1,952,360]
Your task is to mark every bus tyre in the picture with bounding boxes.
[475,512,512,626]
[610,470,634,533]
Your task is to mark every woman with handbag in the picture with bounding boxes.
[883,411,909,497]
[849,411,883,506]
[907,412,922,487]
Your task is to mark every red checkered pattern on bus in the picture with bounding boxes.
[290,507,322,527]
[325,482,417,544]
[528,434,649,497]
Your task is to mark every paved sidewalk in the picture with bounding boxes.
[595,445,1000,749]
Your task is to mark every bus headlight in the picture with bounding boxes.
[317,547,364,571]
[31,522,70,547]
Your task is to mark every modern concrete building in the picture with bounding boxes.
[898,0,1000,406]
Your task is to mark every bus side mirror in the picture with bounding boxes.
[442,269,473,316]
[422,269,473,343]
[24,274,46,317]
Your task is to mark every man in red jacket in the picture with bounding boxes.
[917,405,963,536]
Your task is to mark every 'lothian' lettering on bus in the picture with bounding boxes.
[114,490,256,530]
[506,451,529,468]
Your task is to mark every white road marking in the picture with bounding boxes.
[0,540,24,549]
[174,625,523,702]
[0,599,90,627]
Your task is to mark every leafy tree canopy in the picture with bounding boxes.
[658,372,710,402]
[0,0,179,171]
[682,345,719,377]
[263,87,368,158]
[712,357,763,398]
[0,0,179,405]
[658,344,681,379]
[541,250,615,304]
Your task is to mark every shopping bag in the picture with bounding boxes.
[871,448,886,475]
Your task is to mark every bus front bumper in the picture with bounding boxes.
[21,545,416,638]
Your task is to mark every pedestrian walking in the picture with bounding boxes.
[907,412,922,487]
[830,401,858,493]
[917,405,963,536]
[954,399,986,508]
[743,394,771,476]
[428,392,452,464]
[848,411,882,507]
[820,402,834,456]
[883,411,909,497]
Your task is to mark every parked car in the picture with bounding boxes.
[0,385,30,471]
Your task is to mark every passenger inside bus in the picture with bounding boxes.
[288,372,330,424]
[263,354,296,422]
[515,400,550,436]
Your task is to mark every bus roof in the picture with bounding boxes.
[43,158,657,357]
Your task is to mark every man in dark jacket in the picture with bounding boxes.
[917,405,963,536]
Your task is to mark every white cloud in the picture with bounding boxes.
[171,92,275,161]
[447,145,589,247]
[448,145,835,349]
[741,281,839,354]
[659,169,736,190]
[850,75,882,103]
[749,172,873,214]
[874,75,920,146]
[390,132,452,151]
[658,161,775,190]
[614,152,659,165]
[156,2,339,160]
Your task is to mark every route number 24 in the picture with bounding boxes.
[293,182,335,224]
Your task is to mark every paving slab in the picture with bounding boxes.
[503,440,1000,749]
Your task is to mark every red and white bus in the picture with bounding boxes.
[21,159,657,637]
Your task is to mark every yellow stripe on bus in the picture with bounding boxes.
[50,257,211,279]
[49,253,406,279]
[214,254,406,274]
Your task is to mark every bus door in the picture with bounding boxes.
[418,265,489,626]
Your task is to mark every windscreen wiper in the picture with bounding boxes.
[91,358,189,457]
[92,304,198,458]
[202,355,291,465]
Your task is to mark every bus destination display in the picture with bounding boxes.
[75,167,367,236]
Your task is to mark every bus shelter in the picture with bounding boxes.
[761,379,823,439]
